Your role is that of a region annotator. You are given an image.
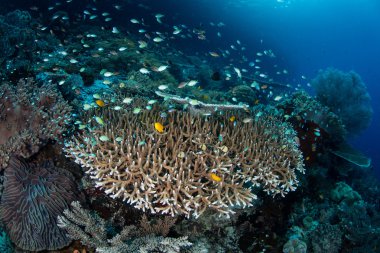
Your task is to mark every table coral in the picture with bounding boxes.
[65,106,304,218]
[0,78,72,169]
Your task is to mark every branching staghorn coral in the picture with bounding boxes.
[139,214,177,237]
[58,201,193,253]
[64,106,304,218]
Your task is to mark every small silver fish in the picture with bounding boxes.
[153,37,164,43]
[99,135,109,141]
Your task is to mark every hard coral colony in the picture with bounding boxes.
[64,107,304,218]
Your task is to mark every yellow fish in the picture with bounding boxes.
[95,99,106,107]
[229,116,236,122]
[154,122,164,133]
[210,173,222,182]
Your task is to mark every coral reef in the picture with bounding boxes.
[275,91,349,167]
[330,181,362,204]
[231,85,258,105]
[0,157,82,251]
[0,4,378,252]
[176,210,246,252]
[0,10,35,69]
[310,223,342,253]
[58,201,193,253]
[278,91,347,142]
[0,78,72,169]
[337,201,380,251]
[0,10,59,80]
[311,68,373,135]
[283,238,307,253]
[284,172,380,253]
[64,106,304,218]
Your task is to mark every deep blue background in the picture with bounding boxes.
[144,0,380,175]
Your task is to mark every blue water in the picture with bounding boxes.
[144,0,380,175]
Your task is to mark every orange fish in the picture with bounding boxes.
[95,99,105,107]
[210,173,222,182]
[154,122,164,133]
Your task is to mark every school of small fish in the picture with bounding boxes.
[36,0,311,147]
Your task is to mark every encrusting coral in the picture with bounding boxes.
[0,78,72,169]
[64,105,304,218]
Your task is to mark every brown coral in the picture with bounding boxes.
[0,157,82,251]
[0,78,72,169]
[64,107,304,218]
